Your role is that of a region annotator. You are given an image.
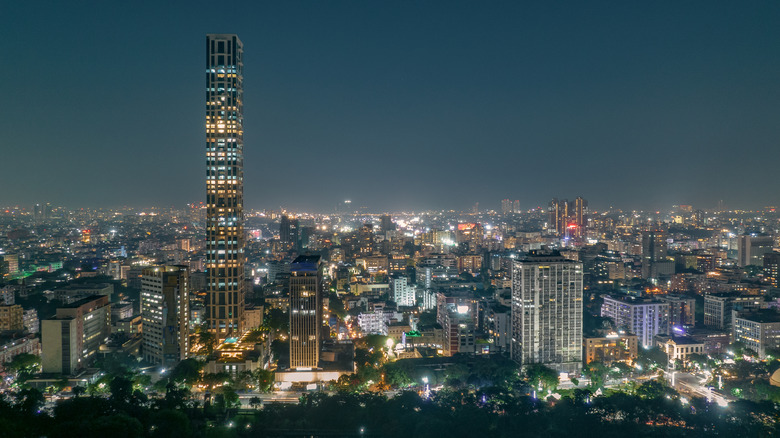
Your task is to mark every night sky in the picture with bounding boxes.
[2,1,780,212]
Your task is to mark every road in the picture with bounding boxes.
[237,391,303,407]
[670,372,730,407]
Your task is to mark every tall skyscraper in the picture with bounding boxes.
[548,197,588,237]
[205,34,245,341]
[141,266,190,366]
[289,255,323,370]
[511,251,583,374]
[280,215,299,246]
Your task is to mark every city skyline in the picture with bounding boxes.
[2,2,780,212]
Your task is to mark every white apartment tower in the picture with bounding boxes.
[511,252,583,374]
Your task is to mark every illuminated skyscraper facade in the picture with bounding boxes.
[289,255,323,369]
[205,34,245,340]
[511,251,583,374]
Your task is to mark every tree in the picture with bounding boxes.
[249,396,262,409]
[524,364,559,392]
[636,346,668,371]
[583,361,608,390]
[636,379,676,400]
[5,353,41,375]
[168,358,203,387]
[253,369,275,393]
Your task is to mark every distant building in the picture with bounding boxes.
[357,311,389,335]
[601,296,669,348]
[41,295,111,375]
[141,266,190,366]
[380,214,394,233]
[23,309,38,334]
[289,255,322,370]
[765,252,780,288]
[511,252,583,374]
[390,276,416,307]
[738,235,775,267]
[659,295,696,328]
[0,286,15,305]
[703,293,763,331]
[437,292,476,356]
[485,304,511,352]
[280,215,299,245]
[52,283,113,304]
[111,301,134,323]
[547,197,587,237]
[0,305,23,331]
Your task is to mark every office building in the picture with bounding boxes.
[289,255,322,369]
[141,266,190,366]
[41,295,110,374]
[764,252,780,288]
[380,214,394,233]
[738,235,775,267]
[733,310,780,359]
[511,251,583,374]
[703,293,764,331]
[641,230,670,279]
[205,34,245,341]
[601,296,669,348]
[280,215,299,245]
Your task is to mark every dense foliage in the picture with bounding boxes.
[1,379,778,438]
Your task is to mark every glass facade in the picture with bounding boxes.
[205,34,245,340]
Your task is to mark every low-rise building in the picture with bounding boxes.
[657,336,705,364]
[583,333,638,365]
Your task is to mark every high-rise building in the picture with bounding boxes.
[205,34,245,341]
[511,251,583,374]
[380,214,394,233]
[501,199,512,214]
[703,293,763,331]
[141,266,190,366]
[548,197,588,237]
[765,252,780,288]
[280,215,300,246]
[738,235,775,267]
[289,255,323,370]
[641,230,669,278]
[573,196,588,236]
